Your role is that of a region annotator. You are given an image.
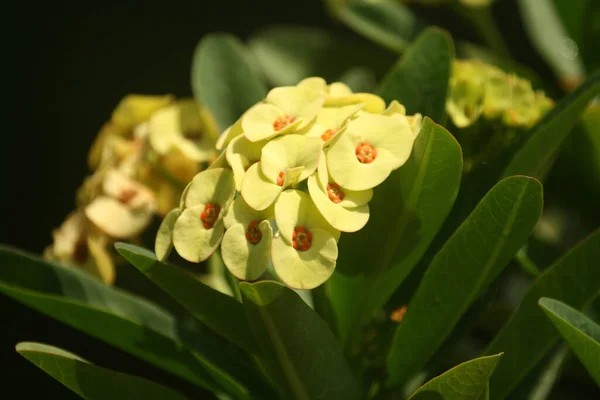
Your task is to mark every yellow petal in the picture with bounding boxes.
[111,94,174,129]
[184,168,236,211]
[87,235,116,285]
[226,135,267,191]
[271,229,337,290]
[155,208,181,262]
[224,197,274,229]
[85,196,153,239]
[240,162,283,211]
[242,103,300,142]
[260,134,322,183]
[216,116,243,150]
[266,86,325,129]
[172,205,225,262]
[221,221,273,281]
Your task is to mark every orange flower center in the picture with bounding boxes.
[276,170,285,186]
[273,115,296,131]
[73,238,89,264]
[356,142,377,164]
[390,305,408,323]
[321,129,337,142]
[292,226,313,251]
[245,220,263,244]
[118,188,138,204]
[200,203,221,229]
[326,183,345,203]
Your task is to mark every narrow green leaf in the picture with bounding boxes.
[482,229,600,399]
[517,0,585,87]
[17,342,188,400]
[539,298,600,385]
[248,25,394,87]
[115,242,256,353]
[408,354,503,400]
[527,345,569,400]
[387,176,543,386]
[0,245,271,399]
[192,33,268,132]
[326,0,423,53]
[240,281,360,400]
[502,70,600,179]
[378,28,454,122]
[328,118,462,351]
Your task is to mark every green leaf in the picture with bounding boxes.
[482,229,600,399]
[240,281,360,400]
[378,27,454,123]
[192,33,268,132]
[328,118,462,351]
[387,176,543,386]
[408,354,503,400]
[539,298,600,386]
[17,342,189,400]
[527,345,569,400]
[502,71,600,179]
[115,242,255,353]
[248,25,395,87]
[326,0,423,53]
[517,0,585,87]
[0,245,271,399]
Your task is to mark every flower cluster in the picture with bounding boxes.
[446,60,554,129]
[157,78,421,290]
[45,95,218,284]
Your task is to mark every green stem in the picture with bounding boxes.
[454,4,512,60]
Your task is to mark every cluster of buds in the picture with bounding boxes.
[156,78,422,290]
[44,95,218,284]
[446,60,554,129]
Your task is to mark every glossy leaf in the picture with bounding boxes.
[192,33,268,132]
[0,245,270,399]
[539,298,600,386]
[408,354,503,400]
[482,229,600,399]
[248,25,394,87]
[378,28,454,122]
[328,118,462,351]
[115,242,256,353]
[240,281,360,400]
[502,69,600,180]
[527,345,569,400]
[517,0,585,88]
[387,176,543,386]
[326,0,422,53]
[17,342,188,400]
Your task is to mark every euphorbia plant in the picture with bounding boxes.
[2,5,600,400]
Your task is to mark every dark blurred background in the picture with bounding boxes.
[2,0,598,398]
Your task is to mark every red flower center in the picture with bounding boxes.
[326,183,345,203]
[200,203,221,229]
[276,170,285,186]
[321,129,337,142]
[356,142,377,164]
[118,188,138,204]
[245,220,263,244]
[292,226,313,251]
[273,115,296,131]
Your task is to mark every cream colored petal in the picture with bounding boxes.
[325,93,385,113]
[274,189,340,245]
[266,86,325,129]
[406,113,423,138]
[171,135,214,163]
[328,82,353,97]
[85,196,153,239]
[184,168,236,210]
[241,162,283,211]
[112,94,174,129]
[221,221,273,281]
[216,116,243,150]
[242,103,297,142]
[51,211,86,258]
[102,169,156,211]
[326,130,396,191]
[347,113,414,169]
[87,236,116,285]
[307,175,370,232]
[172,205,225,262]
[226,135,267,191]
[223,197,274,229]
[382,100,407,117]
[297,77,328,93]
[148,105,182,154]
[207,150,228,170]
[301,104,363,139]
[260,134,322,183]
[315,160,373,208]
[271,229,338,290]
[155,208,181,262]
